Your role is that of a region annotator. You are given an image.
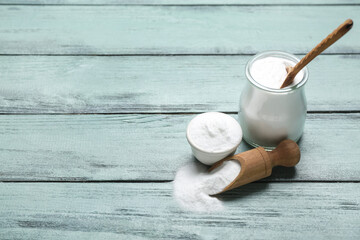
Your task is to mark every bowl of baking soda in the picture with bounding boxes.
[186,112,242,165]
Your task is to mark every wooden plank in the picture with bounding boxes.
[0,113,358,181]
[0,6,359,55]
[1,55,359,113]
[1,0,359,5]
[0,182,359,239]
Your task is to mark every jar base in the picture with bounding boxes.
[243,135,302,151]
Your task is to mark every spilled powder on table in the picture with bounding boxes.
[173,160,241,213]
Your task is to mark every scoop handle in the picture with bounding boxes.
[209,139,301,194]
[268,139,300,167]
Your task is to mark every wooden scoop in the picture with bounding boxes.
[209,139,300,194]
[281,19,353,89]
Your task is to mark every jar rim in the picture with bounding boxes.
[245,51,309,93]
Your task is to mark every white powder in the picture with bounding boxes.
[173,160,241,212]
[187,112,242,153]
[250,56,304,89]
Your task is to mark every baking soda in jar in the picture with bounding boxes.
[239,51,309,150]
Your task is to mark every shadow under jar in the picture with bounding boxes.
[239,51,309,150]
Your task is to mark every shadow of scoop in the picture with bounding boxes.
[218,182,270,202]
[269,165,297,180]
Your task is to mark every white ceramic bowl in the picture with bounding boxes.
[186,112,242,165]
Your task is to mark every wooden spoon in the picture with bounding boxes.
[280,19,353,89]
[209,139,300,194]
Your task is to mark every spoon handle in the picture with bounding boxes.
[281,19,353,89]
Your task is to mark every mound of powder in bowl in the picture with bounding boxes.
[173,160,241,212]
[187,112,242,153]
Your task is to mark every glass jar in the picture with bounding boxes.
[239,51,309,150]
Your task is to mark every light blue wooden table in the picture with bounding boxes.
[0,0,359,239]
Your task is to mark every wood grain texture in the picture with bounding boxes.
[0,182,359,239]
[1,55,359,113]
[0,6,358,55]
[1,0,359,5]
[0,113,358,181]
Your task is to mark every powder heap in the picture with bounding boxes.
[250,56,304,89]
[173,160,241,212]
[187,112,242,153]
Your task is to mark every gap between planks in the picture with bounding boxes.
[0,111,359,115]
[1,180,360,183]
[1,4,360,6]
[1,53,360,56]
